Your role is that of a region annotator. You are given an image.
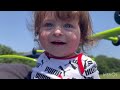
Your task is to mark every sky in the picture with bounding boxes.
[0,11,120,59]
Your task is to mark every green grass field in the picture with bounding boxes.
[100,72,120,79]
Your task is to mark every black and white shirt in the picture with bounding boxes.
[31,53,100,79]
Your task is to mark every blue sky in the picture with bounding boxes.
[0,11,120,59]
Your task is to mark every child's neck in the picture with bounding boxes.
[45,52,78,59]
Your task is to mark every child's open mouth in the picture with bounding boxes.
[51,41,66,45]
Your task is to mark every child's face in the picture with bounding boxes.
[38,13,81,57]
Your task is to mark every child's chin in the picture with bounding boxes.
[49,53,67,58]
[51,54,65,57]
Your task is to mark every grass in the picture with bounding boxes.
[100,72,120,79]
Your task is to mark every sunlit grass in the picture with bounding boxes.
[100,72,120,79]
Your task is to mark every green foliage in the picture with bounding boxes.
[0,44,17,55]
[0,44,36,67]
[95,55,120,74]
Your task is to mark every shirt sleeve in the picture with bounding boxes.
[82,56,100,79]
[91,70,100,79]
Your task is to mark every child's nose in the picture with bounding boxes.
[53,28,63,37]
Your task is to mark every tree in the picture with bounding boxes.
[95,55,120,74]
[0,44,17,55]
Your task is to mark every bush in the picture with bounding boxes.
[95,55,120,74]
[0,44,17,55]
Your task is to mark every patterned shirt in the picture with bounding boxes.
[31,53,100,79]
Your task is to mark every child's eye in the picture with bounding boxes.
[63,23,74,28]
[44,23,54,28]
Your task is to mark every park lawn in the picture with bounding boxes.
[100,72,120,79]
